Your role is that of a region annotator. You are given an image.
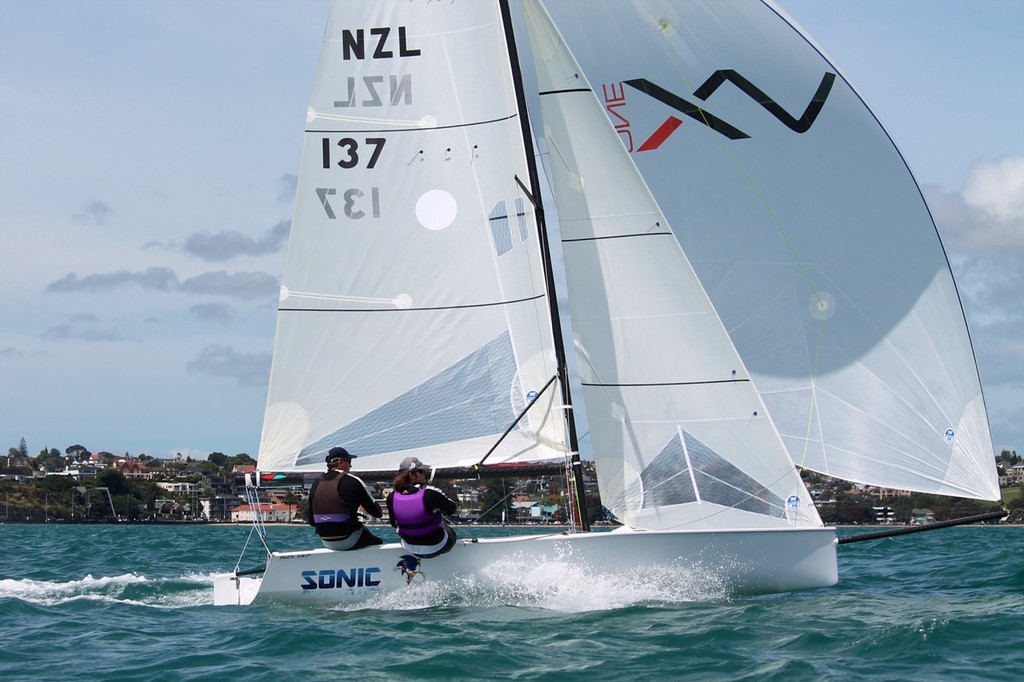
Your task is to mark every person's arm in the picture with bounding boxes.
[359,482,384,518]
[306,479,319,526]
[385,491,398,528]
[425,486,457,516]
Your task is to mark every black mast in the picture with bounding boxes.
[498,0,590,532]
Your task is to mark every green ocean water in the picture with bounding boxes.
[1,523,1021,681]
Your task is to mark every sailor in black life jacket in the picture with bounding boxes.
[385,456,458,559]
[308,447,384,550]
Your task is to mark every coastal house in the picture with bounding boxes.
[530,504,560,522]
[1000,464,1024,487]
[202,495,244,522]
[507,501,562,523]
[910,509,935,525]
[55,463,102,479]
[509,500,537,523]
[115,459,155,480]
[867,486,913,499]
[872,506,896,524]
[4,453,33,468]
[458,508,483,523]
[156,481,201,495]
[232,502,299,524]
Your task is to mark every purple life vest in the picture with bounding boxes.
[392,487,443,537]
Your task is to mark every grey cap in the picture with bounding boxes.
[399,456,427,472]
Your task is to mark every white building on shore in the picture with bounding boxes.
[231,502,299,524]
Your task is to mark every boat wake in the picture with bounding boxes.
[0,572,218,608]
[337,555,731,613]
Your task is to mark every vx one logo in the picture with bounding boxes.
[605,69,836,152]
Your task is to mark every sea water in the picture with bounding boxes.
[1,523,1020,681]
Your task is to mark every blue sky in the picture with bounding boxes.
[1,0,1021,462]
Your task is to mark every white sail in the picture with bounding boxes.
[536,0,999,500]
[258,2,568,472]
[215,0,850,606]
[522,0,821,531]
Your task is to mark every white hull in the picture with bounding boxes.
[213,526,838,606]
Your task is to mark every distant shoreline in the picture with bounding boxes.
[1,520,1018,527]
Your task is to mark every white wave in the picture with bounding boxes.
[0,573,148,603]
[338,554,729,613]
[0,572,217,608]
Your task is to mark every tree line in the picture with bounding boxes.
[2,440,1020,525]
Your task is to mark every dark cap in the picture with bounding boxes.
[325,447,356,463]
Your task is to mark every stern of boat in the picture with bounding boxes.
[213,571,262,606]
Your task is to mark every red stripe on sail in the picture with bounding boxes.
[637,116,683,151]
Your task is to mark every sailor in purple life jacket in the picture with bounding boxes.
[308,447,384,551]
[385,456,458,559]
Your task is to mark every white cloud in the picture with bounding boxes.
[46,267,178,293]
[186,344,271,387]
[189,302,236,323]
[44,267,279,301]
[962,156,1024,223]
[73,200,113,226]
[178,271,279,300]
[183,220,290,262]
[926,156,1024,451]
[41,314,126,342]
[927,156,1024,253]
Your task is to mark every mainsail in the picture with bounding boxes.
[258,4,568,473]
[534,0,999,500]
[522,0,820,531]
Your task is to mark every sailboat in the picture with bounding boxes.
[213,0,1000,606]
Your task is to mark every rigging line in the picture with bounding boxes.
[538,87,591,96]
[239,484,273,560]
[475,488,514,521]
[232,523,261,575]
[653,19,824,308]
[500,0,589,532]
[562,452,580,532]
[563,231,673,243]
[305,112,517,135]
[581,378,751,387]
[278,293,545,313]
[514,174,537,207]
[475,374,560,468]
[797,318,827,467]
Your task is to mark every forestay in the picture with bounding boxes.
[534,0,999,500]
[258,3,567,473]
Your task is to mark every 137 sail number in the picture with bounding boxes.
[322,137,385,169]
[316,187,380,219]
[317,136,384,219]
